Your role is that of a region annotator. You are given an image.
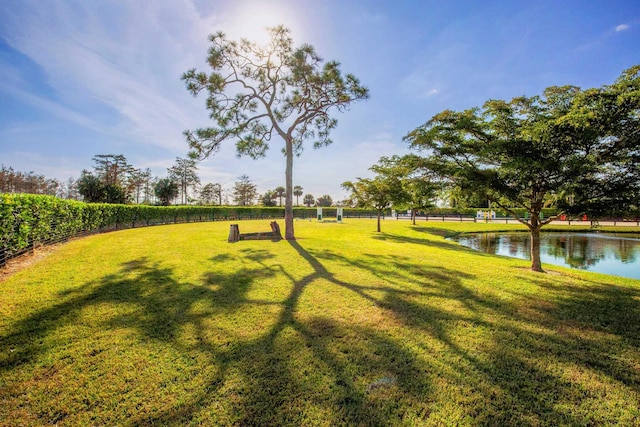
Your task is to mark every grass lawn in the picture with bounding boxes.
[1,219,639,426]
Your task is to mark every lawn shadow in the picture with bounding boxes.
[3,237,640,425]
[129,240,446,425]
[1,249,279,371]
[531,278,640,389]
[285,241,640,425]
[372,229,464,252]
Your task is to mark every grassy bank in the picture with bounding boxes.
[1,220,639,426]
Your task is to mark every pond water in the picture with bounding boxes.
[449,232,640,280]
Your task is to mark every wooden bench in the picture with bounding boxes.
[228,221,282,242]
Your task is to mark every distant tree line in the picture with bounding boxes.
[2,154,216,206]
[1,158,337,208]
[0,165,69,198]
[257,181,335,208]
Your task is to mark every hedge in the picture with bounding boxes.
[0,194,385,266]
[5,194,637,267]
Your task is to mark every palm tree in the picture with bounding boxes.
[274,186,285,206]
[303,193,315,207]
[293,185,303,206]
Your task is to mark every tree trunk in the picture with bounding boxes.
[284,138,295,240]
[530,225,544,272]
[377,210,381,232]
[412,210,416,225]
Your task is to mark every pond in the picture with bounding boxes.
[449,232,640,280]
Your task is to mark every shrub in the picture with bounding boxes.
[0,195,386,266]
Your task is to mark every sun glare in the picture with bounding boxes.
[226,1,305,45]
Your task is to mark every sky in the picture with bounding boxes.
[1,0,639,201]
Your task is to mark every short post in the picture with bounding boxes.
[270,221,282,239]
[317,207,323,221]
[337,207,343,223]
[228,224,240,243]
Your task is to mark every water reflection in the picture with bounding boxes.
[450,232,640,279]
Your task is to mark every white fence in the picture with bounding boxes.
[395,213,640,227]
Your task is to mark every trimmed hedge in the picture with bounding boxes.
[4,193,636,267]
[0,194,385,266]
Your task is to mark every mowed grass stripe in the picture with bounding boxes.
[1,220,639,426]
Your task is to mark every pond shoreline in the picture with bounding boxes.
[448,231,640,280]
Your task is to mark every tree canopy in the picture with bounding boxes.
[92,154,131,187]
[260,190,278,207]
[342,173,403,232]
[303,193,315,207]
[182,26,368,239]
[370,155,440,225]
[404,64,640,272]
[316,194,333,207]
[293,185,303,206]
[0,166,59,196]
[168,157,200,205]
[75,154,158,204]
[274,186,286,207]
[232,175,257,206]
[154,178,178,206]
[200,183,218,205]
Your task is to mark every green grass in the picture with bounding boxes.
[1,219,639,426]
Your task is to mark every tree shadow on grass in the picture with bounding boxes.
[287,243,640,424]
[3,239,640,425]
[547,279,640,335]
[527,279,640,390]
[127,241,444,425]
[0,250,279,370]
[372,229,464,251]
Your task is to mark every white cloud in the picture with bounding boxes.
[0,80,104,133]
[0,0,218,153]
[615,24,630,32]
[0,0,332,188]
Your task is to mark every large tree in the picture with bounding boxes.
[76,171,104,203]
[563,66,640,217]
[145,175,159,205]
[128,168,150,204]
[213,183,223,205]
[77,170,127,204]
[182,26,368,240]
[76,154,133,203]
[404,65,640,272]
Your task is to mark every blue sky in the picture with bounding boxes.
[1,0,638,201]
